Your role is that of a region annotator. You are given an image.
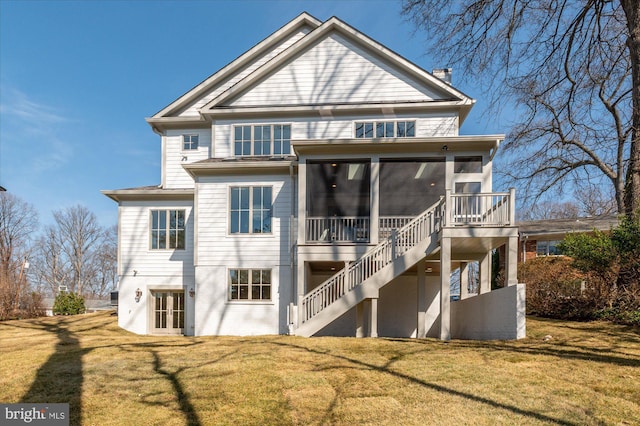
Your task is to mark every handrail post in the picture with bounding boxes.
[444,189,451,227]
[391,229,397,259]
[344,261,350,293]
[509,188,516,225]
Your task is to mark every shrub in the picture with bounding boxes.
[519,257,595,319]
[593,308,640,327]
[53,292,86,315]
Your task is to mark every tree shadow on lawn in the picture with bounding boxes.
[141,347,238,426]
[9,317,215,426]
[267,340,580,426]
[18,318,93,426]
[383,317,640,368]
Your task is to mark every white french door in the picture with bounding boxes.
[152,291,184,334]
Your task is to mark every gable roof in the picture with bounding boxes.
[149,12,322,121]
[147,13,475,132]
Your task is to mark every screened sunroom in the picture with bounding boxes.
[304,158,446,243]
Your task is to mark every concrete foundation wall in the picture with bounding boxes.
[451,283,526,340]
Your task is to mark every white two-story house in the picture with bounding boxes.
[103,13,525,340]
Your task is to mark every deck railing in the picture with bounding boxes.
[447,190,513,226]
[306,217,370,242]
[306,190,515,244]
[379,216,414,240]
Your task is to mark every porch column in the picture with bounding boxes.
[370,156,380,244]
[417,259,427,338]
[440,236,451,341]
[369,298,378,338]
[297,160,307,244]
[479,251,491,294]
[356,301,365,338]
[506,235,519,286]
[460,262,469,299]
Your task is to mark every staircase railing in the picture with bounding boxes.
[300,198,445,324]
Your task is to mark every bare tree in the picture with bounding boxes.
[52,205,102,295]
[574,183,618,216]
[88,225,117,298]
[517,200,582,221]
[0,193,39,318]
[31,225,70,297]
[402,0,640,216]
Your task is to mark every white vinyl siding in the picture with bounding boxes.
[229,34,445,107]
[193,174,291,336]
[164,129,211,189]
[195,175,292,265]
[118,200,194,277]
[177,28,311,117]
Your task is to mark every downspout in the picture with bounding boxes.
[521,233,528,263]
[489,138,501,161]
[289,162,297,335]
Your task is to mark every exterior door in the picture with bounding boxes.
[152,291,184,334]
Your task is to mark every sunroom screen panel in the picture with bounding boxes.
[307,161,371,217]
[379,159,445,216]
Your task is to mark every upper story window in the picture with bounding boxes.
[230,186,272,234]
[182,134,199,151]
[233,124,291,156]
[150,210,185,250]
[354,121,415,138]
[454,156,483,173]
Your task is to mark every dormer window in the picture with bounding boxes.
[354,121,415,138]
[182,134,199,150]
[233,124,291,156]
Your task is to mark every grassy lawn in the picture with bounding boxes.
[1,313,639,425]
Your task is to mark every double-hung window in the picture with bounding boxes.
[182,134,198,150]
[230,186,272,234]
[150,210,185,249]
[229,269,271,301]
[233,124,291,156]
[354,120,415,138]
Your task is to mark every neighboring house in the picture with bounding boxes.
[518,216,619,262]
[103,13,524,340]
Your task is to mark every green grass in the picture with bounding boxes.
[1,312,639,425]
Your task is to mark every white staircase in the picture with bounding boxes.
[296,198,446,337]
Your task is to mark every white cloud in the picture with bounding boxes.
[0,86,74,176]
[0,87,69,125]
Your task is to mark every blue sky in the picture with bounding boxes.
[0,0,505,228]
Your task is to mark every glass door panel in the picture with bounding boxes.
[152,291,184,334]
[172,292,185,329]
